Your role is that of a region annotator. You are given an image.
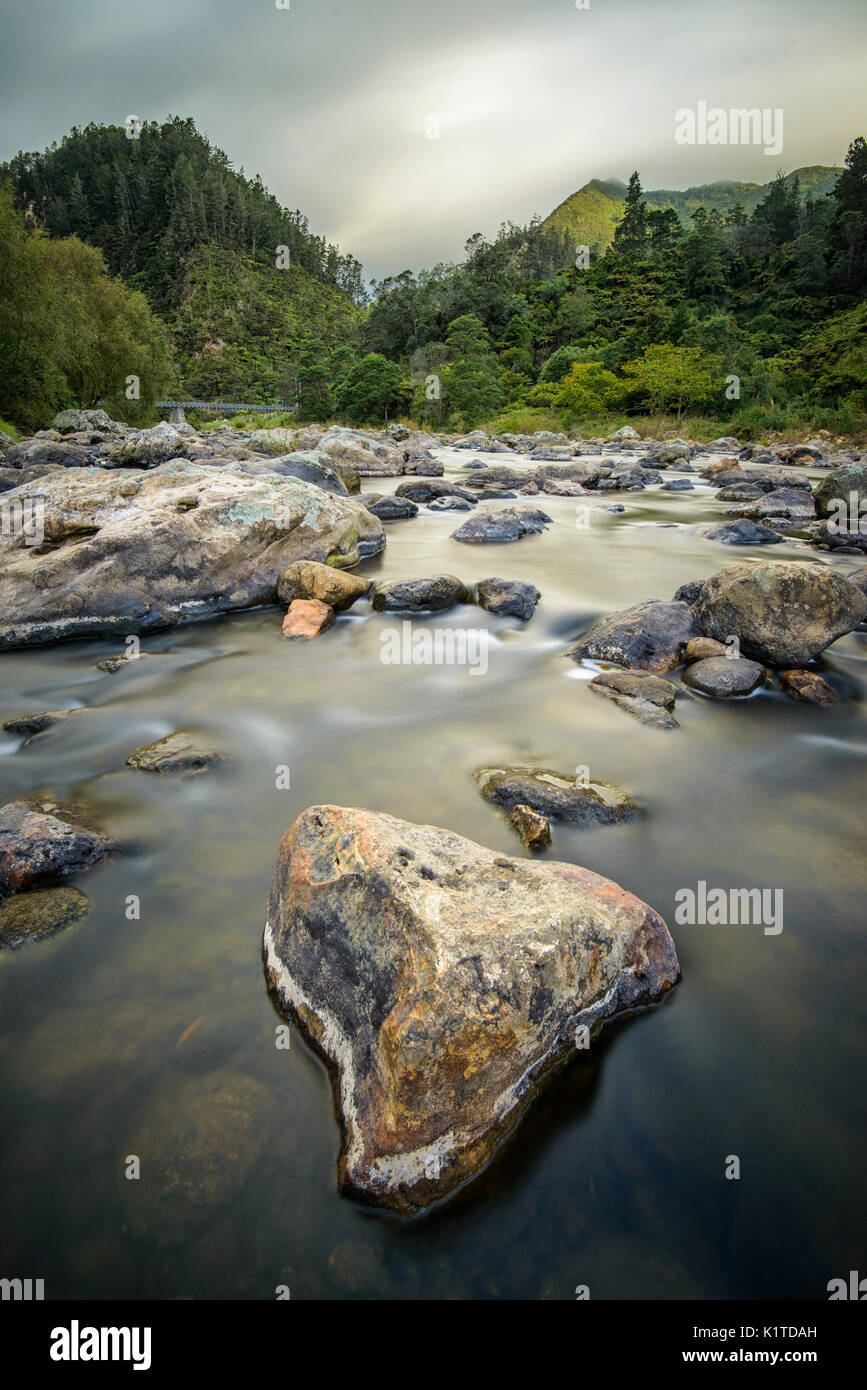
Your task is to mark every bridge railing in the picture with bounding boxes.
[156,401,297,415]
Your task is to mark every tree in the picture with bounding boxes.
[552,362,625,424]
[333,353,406,424]
[621,343,723,421]
[442,360,504,427]
[0,186,172,428]
[612,172,647,255]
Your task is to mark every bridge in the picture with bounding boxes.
[156,400,296,420]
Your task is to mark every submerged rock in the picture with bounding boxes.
[690,561,867,666]
[0,462,384,650]
[263,805,679,1213]
[779,669,838,705]
[588,669,680,729]
[507,803,552,850]
[705,519,784,546]
[476,577,540,621]
[370,575,471,613]
[682,655,766,698]
[127,1070,272,1243]
[2,710,75,738]
[565,600,700,673]
[0,886,90,950]
[451,505,552,544]
[126,732,225,776]
[476,766,640,827]
[0,797,113,894]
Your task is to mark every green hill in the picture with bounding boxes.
[1,117,366,405]
[543,166,842,253]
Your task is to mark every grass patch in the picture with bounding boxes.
[0,417,22,441]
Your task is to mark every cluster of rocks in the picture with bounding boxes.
[0,797,114,950]
[700,458,867,553]
[276,560,541,635]
[567,560,864,718]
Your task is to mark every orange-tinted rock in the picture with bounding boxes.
[281,598,335,639]
[779,669,838,705]
[264,805,679,1213]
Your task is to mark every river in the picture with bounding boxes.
[0,444,864,1299]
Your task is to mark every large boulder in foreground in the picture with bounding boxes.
[565,600,700,673]
[690,561,867,666]
[0,461,384,649]
[264,805,679,1214]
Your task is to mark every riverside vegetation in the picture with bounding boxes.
[0,118,865,441]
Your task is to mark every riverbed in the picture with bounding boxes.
[1,445,864,1299]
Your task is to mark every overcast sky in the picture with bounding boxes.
[0,0,864,280]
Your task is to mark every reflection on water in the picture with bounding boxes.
[0,448,864,1299]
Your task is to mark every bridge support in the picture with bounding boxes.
[168,406,187,425]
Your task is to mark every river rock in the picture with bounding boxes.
[0,886,90,950]
[703,457,740,481]
[3,439,94,470]
[0,797,114,894]
[317,429,405,477]
[662,478,694,491]
[705,519,784,545]
[608,425,640,442]
[729,487,816,521]
[395,479,475,504]
[507,803,552,850]
[779,669,838,705]
[476,578,540,621]
[476,767,639,827]
[282,598,336,638]
[451,505,552,544]
[108,422,191,466]
[2,710,75,738]
[813,463,867,518]
[565,600,700,673]
[126,732,225,776]
[429,495,474,510]
[588,670,680,729]
[364,495,418,520]
[371,575,471,613]
[52,409,120,435]
[277,561,370,610]
[684,636,728,662]
[682,655,766,698]
[262,450,358,494]
[263,804,679,1213]
[0,462,384,649]
[690,561,867,666]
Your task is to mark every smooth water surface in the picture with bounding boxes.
[1,447,864,1299]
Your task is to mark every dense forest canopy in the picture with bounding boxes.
[1,118,865,435]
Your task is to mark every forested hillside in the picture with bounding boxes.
[1,118,365,416]
[1,118,864,437]
[544,167,842,256]
[358,141,867,435]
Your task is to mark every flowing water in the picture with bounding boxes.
[1,446,864,1300]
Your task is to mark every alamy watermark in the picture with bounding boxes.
[674,881,783,935]
[1,496,44,547]
[675,102,783,157]
[380,621,489,675]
